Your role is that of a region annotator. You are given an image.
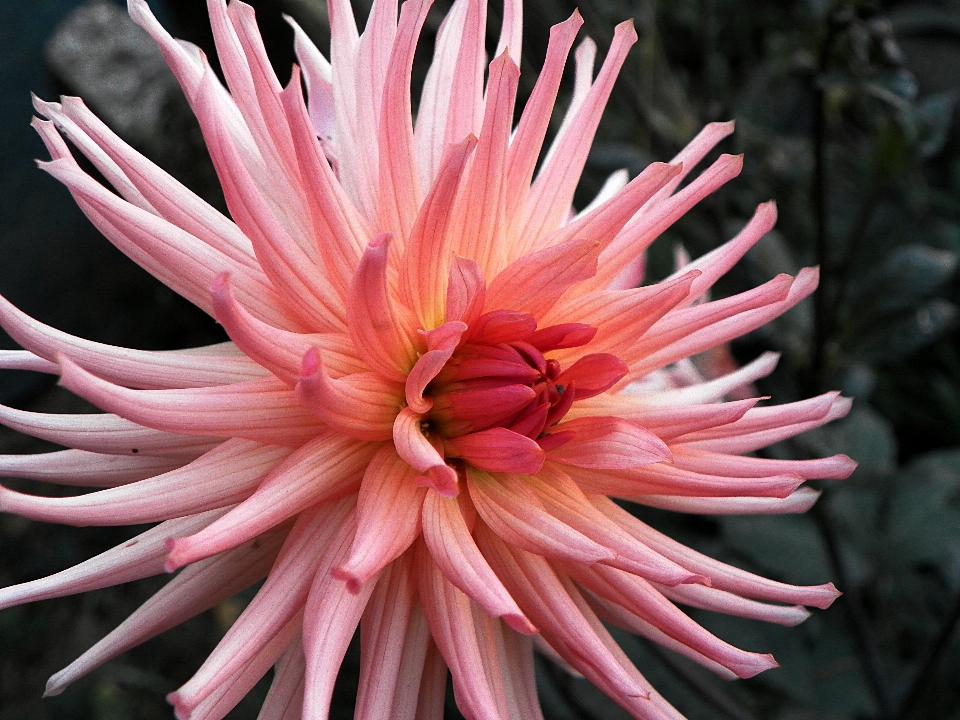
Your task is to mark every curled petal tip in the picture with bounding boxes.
[331,566,364,594]
[415,465,460,497]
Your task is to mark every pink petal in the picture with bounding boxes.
[416,548,512,720]
[280,64,371,300]
[172,611,302,720]
[405,321,468,413]
[44,527,287,697]
[565,461,803,499]
[347,234,421,382]
[0,508,228,612]
[474,528,655,711]
[566,563,779,679]
[164,433,375,570]
[448,428,545,475]
[171,498,354,712]
[2,290,264,389]
[519,21,637,248]
[570,397,758,439]
[57,357,326,447]
[630,267,819,379]
[400,138,477,330]
[630,488,824,515]
[467,468,614,564]
[211,273,366,384]
[302,509,381,720]
[672,447,857,480]
[526,466,704,586]
[547,416,671,470]
[641,351,780,405]
[448,50,518,278]
[421,489,535,633]
[296,349,403,441]
[0,402,218,457]
[544,272,697,365]
[355,556,431,720]
[377,0,430,240]
[0,439,289,526]
[334,446,426,591]
[556,354,628,400]
[257,634,305,720]
[0,449,186,488]
[445,256,487,328]
[590,153,744,293]
[655,582,811,627]
[190,62,346,332]
[392,407,459,497]
[503,11,583,252]
[591,496,841,608]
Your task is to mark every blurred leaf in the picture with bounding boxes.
[719,515,833,585]
[915,92,957,159]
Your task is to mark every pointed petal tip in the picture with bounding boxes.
[832,454,858,479]
[502,612,538,635]
[736,653,779,678]
[43,673,67,698]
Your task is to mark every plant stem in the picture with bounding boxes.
[895,582,960,720]
[639,639,757,720]
[813,500,896,719]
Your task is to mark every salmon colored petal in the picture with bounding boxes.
[448,428,545,474]
[416,546,513,720]
[0,449,186,488]
[348,234,421,382]
[591,496,841,608]
[0,439,289,526]
[257,634,305,720]
[212,274,365,384]
[547,417,671,470]
[164,433,375,570]
[0,402,218,457]
[335,446,427,591]
[467,468,614,564]
[519,21,637,249]
[0,509,228,612]
[405,322,468,412]
[473,528,657,711]
[296,349,403,441]
[503,11,583,251]
[44,528,288,697]
[392,407,459,497]
[377,0,430,241]
[526,466,704,585]
[448,50,518,278]
[302,507,381,720]
[400,138,477,330]
[170,498,353,713]
[422,489,535,633]
[445,256,487,327]
[631,488,824,515]
[57,357,325,447]
[566,562,778,678]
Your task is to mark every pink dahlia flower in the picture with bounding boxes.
[0,0,855,717]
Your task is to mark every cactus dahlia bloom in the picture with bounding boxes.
[0,0,855,717]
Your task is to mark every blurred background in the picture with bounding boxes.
[2,0,960,718]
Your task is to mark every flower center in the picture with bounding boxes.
[424,310,628,450]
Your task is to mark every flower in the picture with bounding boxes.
[0,0,856,717]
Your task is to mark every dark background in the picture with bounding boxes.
[2,0,960,718]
